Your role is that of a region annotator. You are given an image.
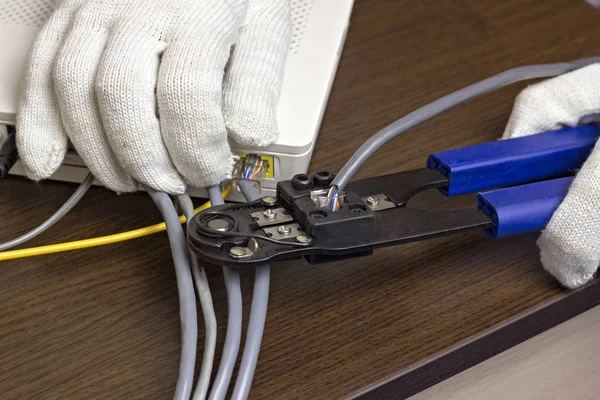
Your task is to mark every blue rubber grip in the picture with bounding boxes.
[477,177,572,238]
[427,125,600,196]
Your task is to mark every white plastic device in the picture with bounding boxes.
[0,0,354,201]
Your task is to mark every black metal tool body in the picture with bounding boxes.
[187,125,600,268]
[187,168,492,268]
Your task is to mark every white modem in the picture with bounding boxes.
[0,0,354,201]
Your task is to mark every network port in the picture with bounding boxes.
[232,152,275,191]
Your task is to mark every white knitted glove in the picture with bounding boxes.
[503,63,600,288]
[17,0,291,194]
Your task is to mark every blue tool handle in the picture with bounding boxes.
[477,177,572,238]
[427,124,600,196]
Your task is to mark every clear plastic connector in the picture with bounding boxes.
[310,189,346,211]
[232,153,271,191]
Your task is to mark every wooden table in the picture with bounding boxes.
[2,1,600,399]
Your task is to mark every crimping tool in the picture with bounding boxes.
[188,124,600,268]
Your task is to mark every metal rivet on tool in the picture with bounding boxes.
[247,238,259,253]
[208,218,230,232]
[365,196,380,206]
[262,195,277,205]
[296,235,313,244]
[229,247,249,259]
[263,209,277,219]
[277,225,292,235]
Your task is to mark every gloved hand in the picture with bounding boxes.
[503,63,600,288]
[17,0,291,194]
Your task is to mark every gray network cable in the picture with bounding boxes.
[332,56,600,190]
[3,55,591,398]
[147,188,198,400]
[207,185,243,400]
[178,194,217,400]
[0,172,94,251]
[231,180,271,400]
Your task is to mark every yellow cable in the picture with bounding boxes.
[0,185,233,262]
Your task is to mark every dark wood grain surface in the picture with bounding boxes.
[2,1,600,399]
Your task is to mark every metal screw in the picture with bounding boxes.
[207,218,230,232]
[263,209,277,219]
[296,235,313,244]
[262,195,277,205]
[365,196,380,206]
[277,225,292,235]
[230,247,249,259]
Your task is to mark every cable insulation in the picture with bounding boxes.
[178,194,217,400]
[332,57,600,190]
[0,185,232,261]
[147,188,197,400]
[0,173,94,251]
[207,186,243,400]
[231,180,271,400]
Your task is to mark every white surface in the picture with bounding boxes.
[0,23,40,124]
[17,0,292,194]
[411,305,600,400]
[586,0,600,9]
[0,0,353,150]
[1,0,354,199]
[274,0,352,155]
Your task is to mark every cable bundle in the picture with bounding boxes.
[5,56,600,398]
